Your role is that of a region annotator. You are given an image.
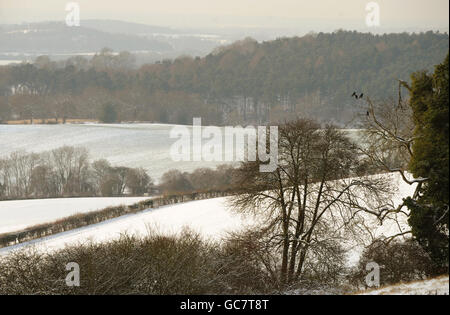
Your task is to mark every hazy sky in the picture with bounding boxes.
[0,0,448,30]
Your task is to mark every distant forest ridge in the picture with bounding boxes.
[0,30,448,125]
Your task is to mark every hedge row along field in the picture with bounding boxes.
[0,190,234,249]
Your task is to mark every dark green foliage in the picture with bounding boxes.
[407,53,449,270]
[405,198,448,272]
[99,103,118,123]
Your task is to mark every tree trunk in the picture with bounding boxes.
[280,219,290,284]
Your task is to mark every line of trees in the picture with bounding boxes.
[0,31,447,125]
[0,145,240,200]
[158,165,236,195]
[0,146,154,200]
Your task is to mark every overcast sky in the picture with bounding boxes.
[0,0,448,30]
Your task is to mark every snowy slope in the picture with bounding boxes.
[0,123,241,182]
[0,197,151,234]
[0,197,251,256]
[0,124,361,182]
[359,276,449,295]
[336,173,415,266]
[0,173,416,267]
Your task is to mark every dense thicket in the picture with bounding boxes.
[0,231,277,295]
[351,239,436,287]
[0,229,436,294]
[0,31,447,125]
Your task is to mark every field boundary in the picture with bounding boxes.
[0,190,234,249]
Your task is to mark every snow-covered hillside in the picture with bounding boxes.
[0,197,250,256]
[0,197,150,234]
[358,276,449,295]
[0,173,416,266]
[0,123,241,181]
[0,124,361,182]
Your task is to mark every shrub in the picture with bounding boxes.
[0,229,278,295]
[350,239,435,288]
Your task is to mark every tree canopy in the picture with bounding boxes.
[0,31,448,125]
[406,53,449,270]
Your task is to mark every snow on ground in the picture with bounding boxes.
[338,173,416,266]
[0,173,416,268]
[0,197,151,234]
[0,124,365,182]
[358,276,449,295]
[0,197,252,256]
[0,123,241,182]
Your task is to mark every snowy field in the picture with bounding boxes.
[359,276,449,295]
[0,197,250,256]
[0,123,241,181]
[0,124,361,181]
[0,173,415,267]
[0,197,151,234]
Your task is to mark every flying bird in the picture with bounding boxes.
[351,92,364,99]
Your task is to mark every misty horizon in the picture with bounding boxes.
[0,0,448,33]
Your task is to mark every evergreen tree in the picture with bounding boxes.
[100,103,118,123]
[405,53,449,271]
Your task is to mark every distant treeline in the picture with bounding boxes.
[0,146,151,200]
[0,31,448,125]
[158,166,237,195]
[0,146,237,200]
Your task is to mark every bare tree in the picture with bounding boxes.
[358,82,428,239]
[50,146,90,196]
[0,158,10,198]
[0,148,156,199]
[126,167,153,195]
[159,170,193,194]
[230,119,393,285]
